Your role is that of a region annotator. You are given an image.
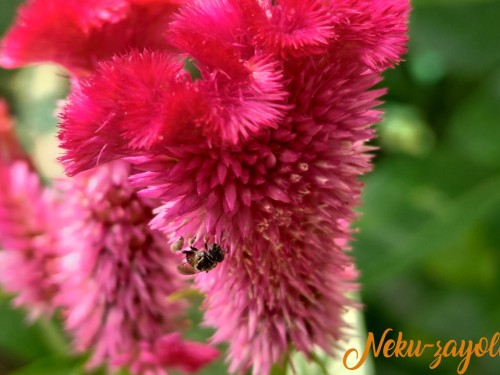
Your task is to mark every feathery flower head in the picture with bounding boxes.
[56,0,409,373]
[0,101,59,318]
[58,51,201,174]
[0,157,60,319]
[233,0,338,58]
[56,160,218,374]
[129,58,383,375]
[327,0,410,71]
[58,47,290,175]
[1,0,410,373]
[0,0,183,76]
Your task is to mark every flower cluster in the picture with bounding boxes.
[0,102,59,318]
[56,160,218,373]
[0,0,410,374]
[0,102,218,374]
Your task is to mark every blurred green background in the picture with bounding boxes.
[0,0,499,374]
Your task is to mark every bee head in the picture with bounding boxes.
[209,243,225,263]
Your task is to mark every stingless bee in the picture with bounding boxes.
[177,241,225,275]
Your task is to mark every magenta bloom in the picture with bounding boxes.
[1,0,410,374]
[0,161,59,319]
[0,104,59,317]
[56,160,218,374]
[0,0,183,76]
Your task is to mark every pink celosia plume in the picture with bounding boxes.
[0,0,410,374]
[128,58,383,375]
[0,103,59,317]
[0,160,60,319]
[0,0,183,76]
[55,160,218,374]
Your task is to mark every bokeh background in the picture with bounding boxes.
[0,0,499,374]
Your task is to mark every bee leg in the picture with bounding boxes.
[188,236,197,246]
[203,233,212,248]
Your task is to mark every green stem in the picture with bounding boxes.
[37,317,68,356]
[309,351,329,375]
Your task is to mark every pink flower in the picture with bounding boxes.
[1,0,410,373]
[129,58,383,375]
[58,49,289,175]
[0,106,60,317]
[0,101,59,318]
[234,0,337,58]
[58,51,204,174]
[56,160,218,374]
[57,0,408,373]
[0,0,183,76]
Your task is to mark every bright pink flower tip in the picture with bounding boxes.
[330,0,411,71]
[237,0,337,58]
[59,48,290,174]
[58,51,203,175]
[0,0,182,75]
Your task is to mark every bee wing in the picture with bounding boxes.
[177,262,198,275]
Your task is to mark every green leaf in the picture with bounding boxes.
[0,0,24,37]
[7,357,87,375]
[361,174,500,291]
[409,2,500,76]
[448,71,500,167]
[0,294,53,361]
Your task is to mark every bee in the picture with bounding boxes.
[177,241,225,275]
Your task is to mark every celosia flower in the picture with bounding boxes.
[129,58,383,374]
[0,161,60,319]
[56,160,218,374]
[0,0,183,76]
[1,0,410,374]
[0,103,59,318]
[58,50,289,175]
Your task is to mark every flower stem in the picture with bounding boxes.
[37,317,69,356]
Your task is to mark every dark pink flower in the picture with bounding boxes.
[56,160,218,373]
[328,0,410,71]
[58,48,289,175]
[0,0,183,76]
[2,0,410,373]
[234,0,338,58]
[129,58,383,375]
[58,51,200,174]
